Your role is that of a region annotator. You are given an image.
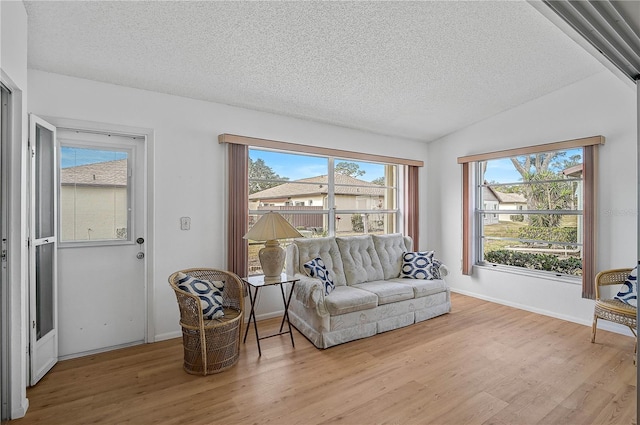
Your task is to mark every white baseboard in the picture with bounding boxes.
[450,288,635,337]
[58,340,144,361]
[154,331,181,342]
[11,398,29,420]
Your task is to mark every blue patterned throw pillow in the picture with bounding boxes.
[176,272,225,319]
[400,251,440,280]
[303,257,335,296]
[614,267,637,307]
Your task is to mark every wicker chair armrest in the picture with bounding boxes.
[171,286,205,328]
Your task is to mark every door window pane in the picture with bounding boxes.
[60,147,129,242]
[36,125,55,239]
[36,243,54,339]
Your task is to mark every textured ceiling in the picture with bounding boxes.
[23,1,604,142]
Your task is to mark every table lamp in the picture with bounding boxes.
[243,211,303,278]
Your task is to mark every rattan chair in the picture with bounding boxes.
[168,268,244,375]
[591,268,637,364]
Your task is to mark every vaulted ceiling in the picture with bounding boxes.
[24,1,607,142]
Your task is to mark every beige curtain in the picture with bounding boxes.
[582,145,597,299]
[228,143,248,277]
[404,165,419,245]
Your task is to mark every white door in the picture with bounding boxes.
[29,114,58,385]
[56,129,146,358]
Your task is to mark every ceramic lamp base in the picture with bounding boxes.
[259,240,285,278]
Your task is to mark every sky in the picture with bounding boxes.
[60,146,128,168]
[250,149,385,182]
[483,149,582,184]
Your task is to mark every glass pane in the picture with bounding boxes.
[36,243,54,339]
[482,148,583,185]
[60,147,129,242]
[246,212,328,275]
[35,125,55,239]
[481,213,582,276]
[335,213,396,236]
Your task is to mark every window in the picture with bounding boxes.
[458,136,603,298]
[477,148,583,277]
[221,133,423,278]
[59,145,130,243]
[247,148,399,274]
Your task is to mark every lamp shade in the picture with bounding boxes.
[243,211,303,241]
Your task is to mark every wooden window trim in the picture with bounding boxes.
[457,135,604,164]
[219,133,424,167]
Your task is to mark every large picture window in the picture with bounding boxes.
[458,136,603,298]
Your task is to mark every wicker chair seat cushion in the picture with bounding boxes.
[202,308,242,328]
[594,299,637,327]
[176,272,225,319]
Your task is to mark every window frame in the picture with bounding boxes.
[247,145,402,236]
[458,136,604,298]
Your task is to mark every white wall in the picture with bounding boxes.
[1,0,30,419]
[427,70,637,332]
[27,69,429,341]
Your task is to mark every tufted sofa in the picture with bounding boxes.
[285,233,451,348]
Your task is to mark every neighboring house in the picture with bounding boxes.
[493,190,527,222]
[482,186,527,224]
[59,159,128,242]
[482,186,500,225]
[249,173,386,233]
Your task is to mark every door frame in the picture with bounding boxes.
[1,80,11,421]
[41,116,155,344]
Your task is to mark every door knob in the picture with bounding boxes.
[136,237,144,244]
[136,252,145,259]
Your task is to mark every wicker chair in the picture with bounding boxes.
[591,268,637,364]
[168,268,244,375]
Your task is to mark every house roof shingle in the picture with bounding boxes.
[249,174,385,200]
[60,159,128,187]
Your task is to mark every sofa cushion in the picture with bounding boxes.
[352,280,414,305]
[390,277,448,298]
[303,257,335,296]
[400,251,440,280]
[294,236,347,286]
[336,235,384,285]
[324,286,378,316]
[373,233,411,280]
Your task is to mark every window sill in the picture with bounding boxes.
[474,263,582,285]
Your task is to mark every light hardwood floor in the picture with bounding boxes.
[11,293,637,425]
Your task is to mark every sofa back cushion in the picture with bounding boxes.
[336,235,384,285]
[373,233,413,279]
[293,236,347,286]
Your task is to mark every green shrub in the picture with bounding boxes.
[351,214,364,232]
[517,227,577,245]
[510,214,524,222]
[484,250,582,276]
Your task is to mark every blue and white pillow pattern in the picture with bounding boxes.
[303,257,335,296]
[176,272,225,319]
[614,267,637,307]
[400,251,440,280]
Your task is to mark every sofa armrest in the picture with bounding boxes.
[439,264,449,277]
[293,273,326,310]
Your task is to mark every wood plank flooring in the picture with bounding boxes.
[11,293,637,424]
